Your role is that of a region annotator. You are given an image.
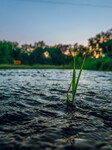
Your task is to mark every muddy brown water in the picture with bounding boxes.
[0,70,112,150]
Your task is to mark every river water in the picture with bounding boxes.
[0,70,112,150]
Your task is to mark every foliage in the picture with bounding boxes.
[46,47,65,65]
[0,28,112,71]
[88,29,112,57]
[29,47,45,65]
[83,57,112,71]
[0,42,9,64]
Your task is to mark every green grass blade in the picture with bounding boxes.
[72,52,76,100]
[72,55,86,102]
[67,95,70,103]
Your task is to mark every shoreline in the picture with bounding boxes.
[0,64,72,70]
[0,64,112,71]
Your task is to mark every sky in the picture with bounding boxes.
[0,0,112,46]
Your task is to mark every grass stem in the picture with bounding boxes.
[67,54,86,104]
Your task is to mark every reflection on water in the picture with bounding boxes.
[0,70,112,150]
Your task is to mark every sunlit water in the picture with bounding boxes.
[0,70,112,150]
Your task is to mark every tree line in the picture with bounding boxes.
[0,29,112,66]
[0,41,72,65]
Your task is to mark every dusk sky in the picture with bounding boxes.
[0,0,112,46]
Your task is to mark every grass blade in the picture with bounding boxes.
[67,95,70,103]
[72,52,76,101]
[67,81,72,103]
[72,55,86,102]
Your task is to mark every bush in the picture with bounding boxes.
[100,58,112,71]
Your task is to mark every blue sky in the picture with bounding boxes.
[0,0,112,46]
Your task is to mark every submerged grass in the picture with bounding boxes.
[67,53,86,104]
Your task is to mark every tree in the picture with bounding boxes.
[0,41,9,64]
[47,47,64,65]
[29,47,45,65]
[34,41,45,48]
[101,40,112,56]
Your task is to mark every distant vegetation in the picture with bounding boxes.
[0,29,112,71]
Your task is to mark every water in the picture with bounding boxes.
[0,70,112,150]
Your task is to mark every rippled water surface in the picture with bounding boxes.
[0,70,112,150]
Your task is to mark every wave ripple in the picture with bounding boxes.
[0,70,112,150]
